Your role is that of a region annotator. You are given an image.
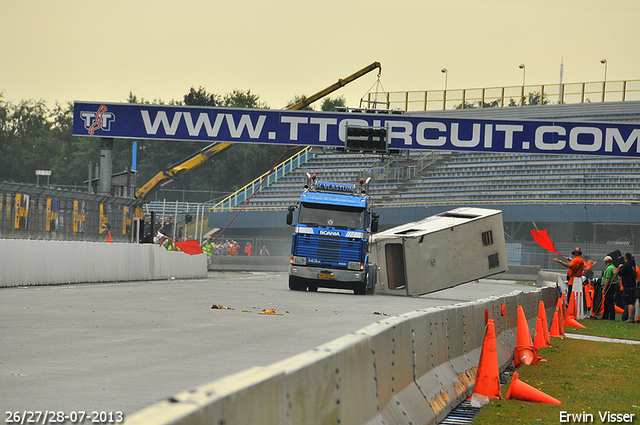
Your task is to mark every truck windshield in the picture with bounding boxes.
[298,202,366,230]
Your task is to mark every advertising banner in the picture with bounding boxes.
[74,101,640,157]
[46,198,59,232]
[73,200,86,233]
[14,194,29,230]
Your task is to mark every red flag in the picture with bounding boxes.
[174,240,204,255]
[530,229,564,257]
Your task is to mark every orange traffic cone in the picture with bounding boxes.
[516,305,533,347]
[514,305,538,367]
[106,231,113,243]
[566,293,577,319]
[586,281,593,310]
[549,310,563,338]
[534,317,549,348]
[537,301,551,346]
[506,372,561,405]
[514,345,539,367]
[472,319,501,401]
[615,305,624,314]
[557,298,566,337]
[564,316,586,328]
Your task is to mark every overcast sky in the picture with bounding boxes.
[2,0,639,110]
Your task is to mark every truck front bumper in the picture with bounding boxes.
[289,265,365,283]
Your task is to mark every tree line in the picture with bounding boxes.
[0,89,346,201]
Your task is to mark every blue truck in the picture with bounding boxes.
[286,173,379,295]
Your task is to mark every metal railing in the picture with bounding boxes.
[378,79,640,111]
[363,152,442,182]
[210,147,315,212]
[0,182,138,242]
[375,198,640,208]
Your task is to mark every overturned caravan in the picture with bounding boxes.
[370,207,508,296]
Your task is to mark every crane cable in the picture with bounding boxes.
[359,72,388,109]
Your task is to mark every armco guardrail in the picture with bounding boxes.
[0,240,207,286]
[126,284,557,425]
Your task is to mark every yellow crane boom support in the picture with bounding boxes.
[284,61,381,110]
[134,61,382,207]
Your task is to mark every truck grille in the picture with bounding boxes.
[295,234,363,267]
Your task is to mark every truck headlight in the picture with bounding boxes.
[292,256,307,265]
[348,261,363,271]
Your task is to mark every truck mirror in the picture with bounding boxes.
[286,205,295,226]
[371,218,379,233]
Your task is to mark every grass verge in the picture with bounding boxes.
[472,318,640,425]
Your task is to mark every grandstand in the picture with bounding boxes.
[204,100,640,267]
[238,149,640,209]
[382,152,640,205]
[244,150,447,209]
[215,100,640,211]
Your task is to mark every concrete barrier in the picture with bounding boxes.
[497,265,541,282]
[538,270,564,287]
[0,239,207,287]
[208,255,289,272]
[126,285,557,425]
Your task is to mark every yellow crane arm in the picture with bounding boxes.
[285,62,381,110]
[135,142,232,201]
[134,61,382,207]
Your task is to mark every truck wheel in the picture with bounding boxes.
[353,282,367,295]
[365,282,375,295]
[289,275,305,291]
[365,263,376,295]
[354,266,376,295]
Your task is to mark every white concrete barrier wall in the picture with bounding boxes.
[0,240,207,287]
[126,285,558,425]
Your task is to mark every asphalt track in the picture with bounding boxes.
[1,271,538,421]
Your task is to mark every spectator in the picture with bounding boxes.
[244,242,253,256]
[225,240,232,256]
[617,252,636,323]
[601,256,617,321]
[553,247,585,300]
[202,236,213,257]
[153,228,165,244]
[583,257,597,280]
[636,268,640,323]
[260,245,270,256]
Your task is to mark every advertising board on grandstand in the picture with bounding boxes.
[74,101,640,158]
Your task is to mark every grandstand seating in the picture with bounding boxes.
[200,101,640,212]
[242,150,640,208]
[245,152,385,209]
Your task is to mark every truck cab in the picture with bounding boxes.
[286,174,378,295]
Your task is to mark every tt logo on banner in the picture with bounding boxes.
[79,105,116,135]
